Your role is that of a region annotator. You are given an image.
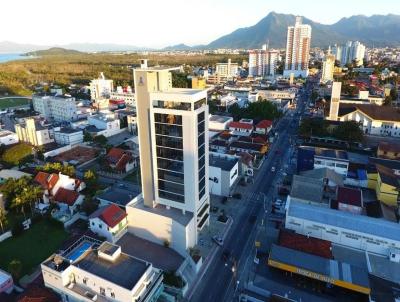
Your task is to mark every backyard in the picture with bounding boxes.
[0,219,68,279]
[0,97,31,110]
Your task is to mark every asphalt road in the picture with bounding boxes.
[190,87,308,302]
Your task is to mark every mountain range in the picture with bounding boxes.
[1,12,400,53]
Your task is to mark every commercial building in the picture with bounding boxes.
[332,41,366,66]
[283,16,312,78]
[321,52,335,83]
[32,93,79,122]
[127,60,210,256]
[209,153,239,196]
[248,47,278,78]
[285,200,400,256]
[90,72,114,101]
[215,59,238,80]
[268,244,370,295]
[110,86,135,108]
[15,118,54,146]
[42,238,163,302]
[53,128,83,146]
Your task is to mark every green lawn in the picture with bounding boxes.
[0,97,30,110]
[2,143,33,165]
[0,220,68,278]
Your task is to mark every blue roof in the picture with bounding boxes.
[357,169,367,181]
[288,200,400,242]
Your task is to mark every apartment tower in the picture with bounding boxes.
[130,60,210,253]
[283,16,312,78]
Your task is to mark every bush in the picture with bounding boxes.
[31,214,43,225]
[163,271,185,288]
[11,221,24,237]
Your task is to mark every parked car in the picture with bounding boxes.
[271,166,276,173]
[278,187,290,196]
[222,250,231,262]
[213,236,224,246]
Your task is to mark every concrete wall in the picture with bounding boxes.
[126,205,195,256]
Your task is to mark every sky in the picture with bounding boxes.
[1,0,399,48]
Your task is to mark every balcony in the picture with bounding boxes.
[64,282,109,302]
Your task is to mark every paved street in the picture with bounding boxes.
[189,86,307,302]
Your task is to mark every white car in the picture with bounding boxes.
[271,167,276,173]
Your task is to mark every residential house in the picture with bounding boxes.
[377,141,400,160]
[228,121,253,137]
[254,120,273,135]
[0,130,18,146]
[106,148,137,173]
[53,187,84,215]
[229,141,267,156]
[89,204,128,243]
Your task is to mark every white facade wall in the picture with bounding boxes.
[209,166,222,196]
[126,205,196,256]
[33,95,78,122]
[314,156,349,176]
[285,211,400,256]
[54,130,83,146]
[339,110,400,137]
[0,131,18,145]
[90,75,114,101]
[89,216,128,243]
[87,115,121,137]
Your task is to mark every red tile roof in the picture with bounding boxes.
[337,187,362,207]
[278,228,333,259]
[228,121,253,130]
[106,148,133,171]
[256,120,273,129]
[34,172,59,190]
[53,187,80,206]
[91,204,127,228]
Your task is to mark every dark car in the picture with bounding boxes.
[222,250,231,262]
[278,187,290,196]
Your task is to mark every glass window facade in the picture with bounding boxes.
[153,100,191,111]
[154,113,185,203]
[198,111,206,200]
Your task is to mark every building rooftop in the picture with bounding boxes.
[209,154,238,171]
[288,200,400,242]
[290,175,325,204]
[299,146,349,161]
[337,187,363,207]
[378,141,400,156]
[0,169,31,180]
[209,115,233,123]
[269,244,370,292]
[229,121,253,130]
[300,168,344,186]
[89,204,127,228]
[74,247,149,290]
[367,252,400,284]
[96,183,141,207]
[55,127,82,134]
[338,103,400,122]
[133,199,193,227]
[369,157,400,172]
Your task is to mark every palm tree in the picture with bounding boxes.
[11,195,28,220]
[8,259,22,281]
[0,208,7,234]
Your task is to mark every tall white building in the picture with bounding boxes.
[332,41,366,66]
[32,94,78,122]
[90,72,114,101]
[127,60,210,256]
[283,16,312,78]
[321,50,335,83]
[216,59,238,79]
[248,48,278,77]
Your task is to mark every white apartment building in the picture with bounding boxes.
[42,239,163,302]
[284,16,312,78]
[90,72,114,101]
[15,118,54,146]
[87,113,121,137]
[0,130,18,146]
[32,94,79,122]
[209,153,239,196]
[53,128,83,146]
[332,41,366,66]
[321,53,335,83]
[127,60,210,256]
[248,48,278,78]
[216,59,238,79]
[110,86,136,108]
[286,200,400,256]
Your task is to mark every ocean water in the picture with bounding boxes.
[0,53,31,63]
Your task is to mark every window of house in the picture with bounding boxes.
[100,287,105,296]
[83,277,88,285]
